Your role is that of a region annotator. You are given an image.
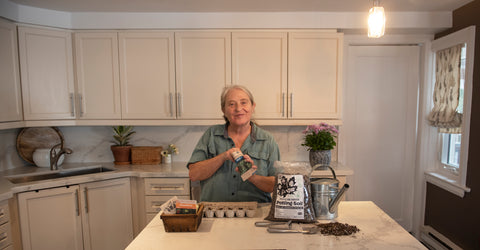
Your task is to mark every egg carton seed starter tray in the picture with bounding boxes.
[202,201,257,218]
[202,201,257,210]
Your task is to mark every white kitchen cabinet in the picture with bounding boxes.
[118,31,176,119]
[80,178,133,250]
[0,19,23,123]
[143,178,190,224]
[232,32,288,119]
[18,26,76,120]
[18,178,133,250]
[74,32,121,119]
[18,185,83,250]
[0,200,13,250]
[288,32,343,119]
[175,31,231,119]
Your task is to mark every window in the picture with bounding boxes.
[439,46,465,174]
[425,26,475,197]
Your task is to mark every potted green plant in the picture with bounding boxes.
[301,123,338,169]
[111,126,136,165]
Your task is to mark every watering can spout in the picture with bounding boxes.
[328,184,350,214]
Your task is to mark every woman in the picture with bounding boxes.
[188,85,280,202]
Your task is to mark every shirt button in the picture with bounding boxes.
[232,192,235,196]
[233,175,236,178]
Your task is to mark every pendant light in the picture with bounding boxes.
[368,0,386,38]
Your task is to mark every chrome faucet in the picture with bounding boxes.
[50,143,73,170]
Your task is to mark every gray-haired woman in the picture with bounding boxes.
[187,85,280,202]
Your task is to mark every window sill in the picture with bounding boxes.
[425,171,470,198]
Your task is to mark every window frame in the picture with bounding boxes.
[425,25,475,197]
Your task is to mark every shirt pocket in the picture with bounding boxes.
[247,151,269,176]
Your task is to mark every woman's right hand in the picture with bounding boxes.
[223,147,241,162]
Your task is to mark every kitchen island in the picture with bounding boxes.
[127,201,426,249]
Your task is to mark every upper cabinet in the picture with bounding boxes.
[232,31,342,120]
[74,32,121,119]
[288,32,343,119]
[18,26,76,120]
[232,32,288,119]
[175,32,231,119]
[0,18,23,123]
[118,31,176,119]
[8,27,342,127]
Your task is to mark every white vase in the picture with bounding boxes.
[33,148,64,167]
[163,154,172,164]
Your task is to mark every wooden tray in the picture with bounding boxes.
[161,203,204,232]
[16,127,64,164]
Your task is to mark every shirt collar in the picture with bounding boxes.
[216,122,261,143]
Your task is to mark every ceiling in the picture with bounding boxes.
[9,0,473,13]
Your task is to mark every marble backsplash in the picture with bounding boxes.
[0,125,338,171]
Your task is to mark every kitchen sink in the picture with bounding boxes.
[6,166,116,184]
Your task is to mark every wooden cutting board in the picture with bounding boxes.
[16,127,64,164]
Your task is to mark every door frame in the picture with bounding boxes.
[340,34,434,238]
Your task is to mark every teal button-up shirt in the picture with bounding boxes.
[188,123,280,203]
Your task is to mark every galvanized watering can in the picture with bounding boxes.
[310,165,350,220]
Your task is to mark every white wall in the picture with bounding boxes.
[1,0,451,32]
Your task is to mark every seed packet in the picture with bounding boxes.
[265,161,316,223]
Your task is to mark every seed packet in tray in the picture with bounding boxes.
[265,161,316,223]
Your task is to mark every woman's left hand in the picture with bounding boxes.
[235,154,258,172]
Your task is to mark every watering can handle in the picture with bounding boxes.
[311,165,337,181]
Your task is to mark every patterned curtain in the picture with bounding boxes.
[427,44,463,134]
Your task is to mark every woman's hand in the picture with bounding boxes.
[235,154,258,173]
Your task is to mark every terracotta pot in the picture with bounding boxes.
[111,145,132,165]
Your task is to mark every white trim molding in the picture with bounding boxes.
[425,171,471,197]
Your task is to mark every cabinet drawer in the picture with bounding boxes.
[0,222,12,249]
[0,202,9,226]
[145,195,190,213]
[144,178,190,196]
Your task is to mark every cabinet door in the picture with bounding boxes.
[80,178,133,250]
[288,32,343,119]
[119,31,175,119]
[74,32,121,119]
[175,32,231,119]
[232,32,287,119]
[18,26,76,120]
[18,186,83,250]
[0,19,22,122]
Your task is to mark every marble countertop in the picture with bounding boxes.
[127,201,426,250]
[311,162,354,177]
[0,162,189,200]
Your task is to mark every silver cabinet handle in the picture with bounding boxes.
[75,189,80,216]
[169,93,174,117]
[151,185,183,191]
[289,93,293,117]
[70,93,75,117]
[177,93,182,117]
[281,92,285,117]
[78,93,83,117]
[84,187,89,213]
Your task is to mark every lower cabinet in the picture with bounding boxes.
[17,178,133,250]
[0,200,13,250]
[143,178,190,223]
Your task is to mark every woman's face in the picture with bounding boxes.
[223,88,255,127]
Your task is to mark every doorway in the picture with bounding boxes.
[343,45,420,231]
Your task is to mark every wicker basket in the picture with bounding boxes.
[131,146,163,165]
[161,203,204,232]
